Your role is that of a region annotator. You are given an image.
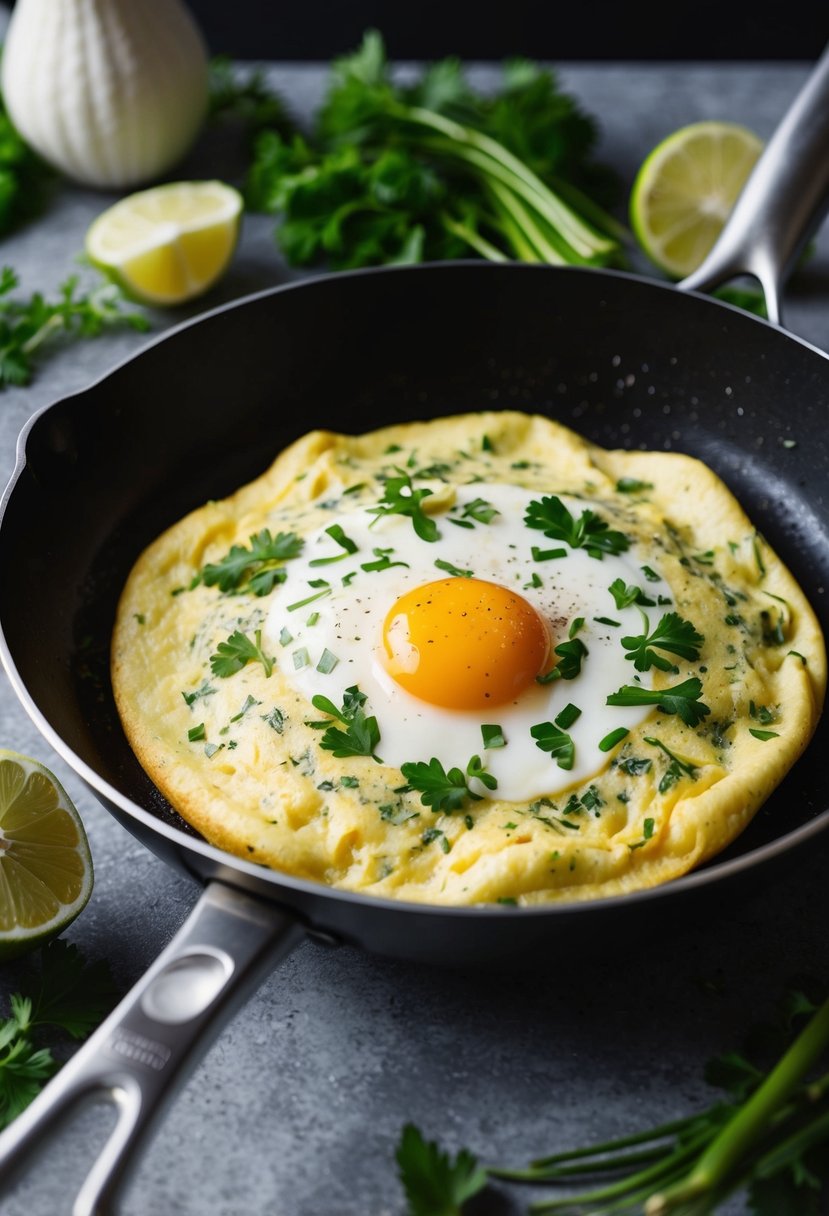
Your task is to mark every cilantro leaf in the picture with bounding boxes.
[621,611,705,672]
[524,495,629,558]
[530,721,575,769]
[368,469,440,542]
[312,685,381,760]
[396,1124,487,1216]
[607,677,710,727]
[209,629,274,678]
[198,530,303,594]
[0,1038,56,1128]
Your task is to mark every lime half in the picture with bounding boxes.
[630,121,763,278]
[85,180,243,306]
[0,751,93,960]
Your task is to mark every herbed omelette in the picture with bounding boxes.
[111,412,825,905]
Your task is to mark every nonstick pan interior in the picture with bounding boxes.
[2,262,829,960]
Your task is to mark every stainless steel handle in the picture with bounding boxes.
[0,882,304,1216]
[678,43,829,324]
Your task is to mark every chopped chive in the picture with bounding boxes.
[342,482,366,495]
[287,587,332,612]
[568,617,585,639]
[292,647,310,669]
[204,742,223,759]
[279,626,293,647]
[599,726,629,752]
[306,612,320,627]
[616,477,654,494]
[594,616,621,627]
[317,648,339,674]
[555,703,581,730]
[481,724,506,749]
[187,723,206,742]
[230,694,260,723]
[524,571,543,589]
[343,571,358,586]
[532,545,568,561]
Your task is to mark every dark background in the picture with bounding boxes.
[186,0,827,60]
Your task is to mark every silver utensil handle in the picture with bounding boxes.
[0,882,303,1216]
[678,43,829,323]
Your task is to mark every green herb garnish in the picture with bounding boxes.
[481,724,506,749]
[608,578,655,609]
[210,629,274,678]
[435,558,473,578]
[616,477,654,494]
[536,637,587,683]
[621,611,704,672]
[530,721,575,769]
[599,726,629,752]
[309,523,359,565]
[198,529,304,595]
[367,468,440,542]
[608,677,710,727]
[312,685,381,760]
[524,495,629,558]
[401,754,496,812]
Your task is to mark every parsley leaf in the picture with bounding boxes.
[396,1124,487,1216]
[608,578,655,609]
[401,754,496,812]
[530,721,576,769]
[537,637,588,683]
[0,941,118,1129]
[368,468,440,542]
[209,629,274,678]
[0,268,149,389]
[198,530,303,594]
[607,677,711,727]
[621,611,705,672]
[461,497,499,525]
[312,684,381,760]
[524,495,629,558]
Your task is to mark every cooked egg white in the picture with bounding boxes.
[111,412,826,905]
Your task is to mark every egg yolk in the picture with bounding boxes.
[381,577,550,710]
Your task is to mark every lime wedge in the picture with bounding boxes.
[0,750,93,960]
[85,180,243,306]
[630,121,763,278]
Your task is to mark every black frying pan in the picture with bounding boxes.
[2,49,829,1216]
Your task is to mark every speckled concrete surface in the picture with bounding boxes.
[1,60,828,1216]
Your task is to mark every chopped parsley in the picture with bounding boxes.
[401,755,496,812]
[309,523,359,565]
[481,724,506,749]
[530,721,575,770]
[607,677,710,727]
[608,578,655,609]
[435,558,473,578]
[311,685,381,761]
[196,529,303,595]
[645,735,699,792]
[599,726,629,752]
[187,723,206,742]
[536,637,587,683]
[524,495,629,559]
[461,497,499,524]
[616,477,654,494]
[621,611,704,672]
[361,546,409,573]
[554,703,581,730]
[367,468,440,542]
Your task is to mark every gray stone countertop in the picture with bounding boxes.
[1,61,829,1216]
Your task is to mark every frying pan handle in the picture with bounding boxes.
[677,42,829,324]
[0,881,304,1216]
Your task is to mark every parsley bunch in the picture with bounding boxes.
[0,940,117,1127]
[0,267,149,388]
[246,31,623,270]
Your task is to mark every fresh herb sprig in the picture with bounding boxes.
[401,755,497,812]
[311,685,382,760]
[525,495,629,559]
[209,628,274,678]
[247,31,623,271]
[368,468,440,542]
[196,530,304,595]
[397,1124,487,1216]
[0,940,118,1128]
[622,611,705,672]
[607,676,710,727]
[0,267,149,388]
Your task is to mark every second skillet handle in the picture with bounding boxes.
[0,881,304,1216]
[678,43,829,324]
